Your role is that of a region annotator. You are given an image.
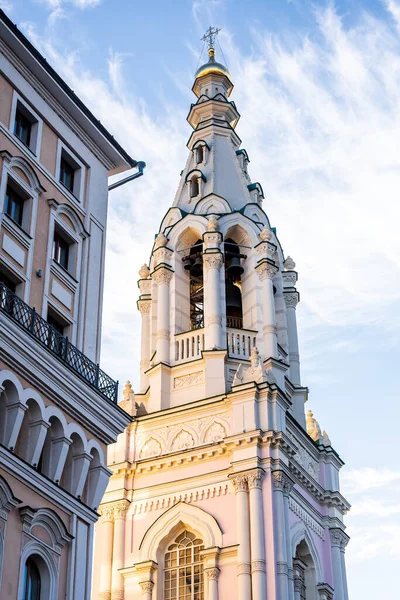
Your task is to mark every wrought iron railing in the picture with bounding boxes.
[0,282,118,403]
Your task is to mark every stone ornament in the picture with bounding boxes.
[171,430,195,451]
[139,263,150,279]
[152,267,173,285]
[203,253,223,270]
[113,500,130,520]
[122,381,135,402]
[276,561,289,575]
[230,473,249,493]
[111,589,124,600]
[259,226,272,241]
[287,431,320,481]
[156,329,170,341]
[204,422,226,443]
[205,567,220,580]
[206,314,222,326]
[251,560,266,573]
[306,410,323,443]
[232,347,267,386]
[98,504,114,523]
[247,468,265,490]
[140,438,162,459]
[284,256,296,270]
[256,262,278,281]
[99,593,111,600]
[237,563,251,575]
[329,528,350,550]
[138,300,151,315]
[284,292,299,309]
[207,214,219,231]
[154,231,168,248]
[263,324,277,335]
[139,581,154,593]
[174,371,204,389]
[272,471,294,495]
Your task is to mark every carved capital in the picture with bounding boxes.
[111,589,124,600]
[203,252,223,270]
[237,563,251,575]
[256,261,278,281]
[205,567,220,580]
[247,468,265,490]
[230,473,248,493]
[114,500,130,520]
[152,267,173,285]
[263,324,277,335]
[272,471,294,495]
[276,561,289,575]
[284,291,299,309]
[138,300,151,315]
[255,241,275,260]
[206,314,222,327]
[251,559,266,573]
[98,504,114,523]
[139,581,154,593]
[329,528,350,551]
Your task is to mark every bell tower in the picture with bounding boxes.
[93,30,350,600]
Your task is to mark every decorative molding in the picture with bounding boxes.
[113,500,130,520]
[138,301,151,315]
[171,430,195,451]
[288,497,325,539]
[237,563,251,575]
[139,438,162,459]
[203,253,223,270]
[329,527,350,550]
[287,432,320,481]
[204,422,227,444]
[247,468,265,490]
[230,473,248,493]
[284,292,299,309]
[156,329,170,341]
[282,271,297,286]
[130,483,229,515]
[98,593,111,600]
[251,560,266,573]
[205,567,220,580]
[289,352,300,362]
[256,262,278,281]
[263,324,277,335]
[173,371,204,389]
[111,589,124,600]
[276,561,288,575]
[151,268,173,285]
[272,471,294,495]
[206,315,222,326]
[139,581,154,593]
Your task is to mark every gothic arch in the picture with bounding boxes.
[193,193,231,215]
[290,520,323,583]
[219,215,259,248]
[170,219,207,252]
[139,502,223,562]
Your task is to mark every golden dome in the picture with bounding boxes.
[194,48,231,80]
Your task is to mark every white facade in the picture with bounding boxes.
[94,44,350,600]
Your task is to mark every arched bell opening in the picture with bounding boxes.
[293,540,318,600]
[224,238,245,329]
[182,239,204,330]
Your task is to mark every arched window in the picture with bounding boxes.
[196,146,204,164]
[22,558,41,600]
[190,176,199,198]
[164,530,204,600]
[183,239,204,330]
[293,540,318,600]
[224,239,243,329]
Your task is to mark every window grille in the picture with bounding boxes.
[164,530,204,600]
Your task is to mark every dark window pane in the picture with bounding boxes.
[52,231,70,270]
[22,559,41,600]
[59,157,75,192]
[14,110,32,147]
[4,185,24,226]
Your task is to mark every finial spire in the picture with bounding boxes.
[201,26,221,61]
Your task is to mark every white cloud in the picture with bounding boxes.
[0,0,13,12]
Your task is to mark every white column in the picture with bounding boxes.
[248,469,267,600]
[284,291,301,385]
[256,261,278,359]
[203,252,224,350]
[152,266,173,364]
[98,505,114,600]
[205,567,220,600]
[329,529,349,600]
[139,581,154,600]
[272,471,294,600]
[111,500,129,600]
[138,300,151,391]
[231,474,252,600]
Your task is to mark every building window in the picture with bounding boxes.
[4,184,25,226]
[225,239,244,329]
[22,558,41,600]
[14,109,32,147]
[196,146,204,164]
[59,156,75,193]
[52,230,70,270]
[164,530,204,600]
[190,176,199,198]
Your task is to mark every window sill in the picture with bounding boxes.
[12,132,37,157]
[51,259,78,293]
[1,213,32,248]
[59,180,81,202]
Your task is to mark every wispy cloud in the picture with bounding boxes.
[0,0,13,12]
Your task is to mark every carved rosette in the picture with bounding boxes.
[247,468,265,490]
[138,300,151,316]
[152,267,173,285]
[256,262,278,281]
[284,292,299,309]
[272,471,294,495]
[329,528,350,551]
[139,581,154,593]
[230,473,249,493]
[205,567,220,580]
[203,252,223,270]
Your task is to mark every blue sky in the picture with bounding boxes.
[2,0,400,597]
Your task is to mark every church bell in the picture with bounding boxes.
[225,281,242,310]
[225,255,244,282]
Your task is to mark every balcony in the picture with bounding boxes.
[226,327,257,360]
[0,282,118,403]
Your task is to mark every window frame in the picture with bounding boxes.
[163,530,204,600]
[9,93,43,157]
[55,142,85,202]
